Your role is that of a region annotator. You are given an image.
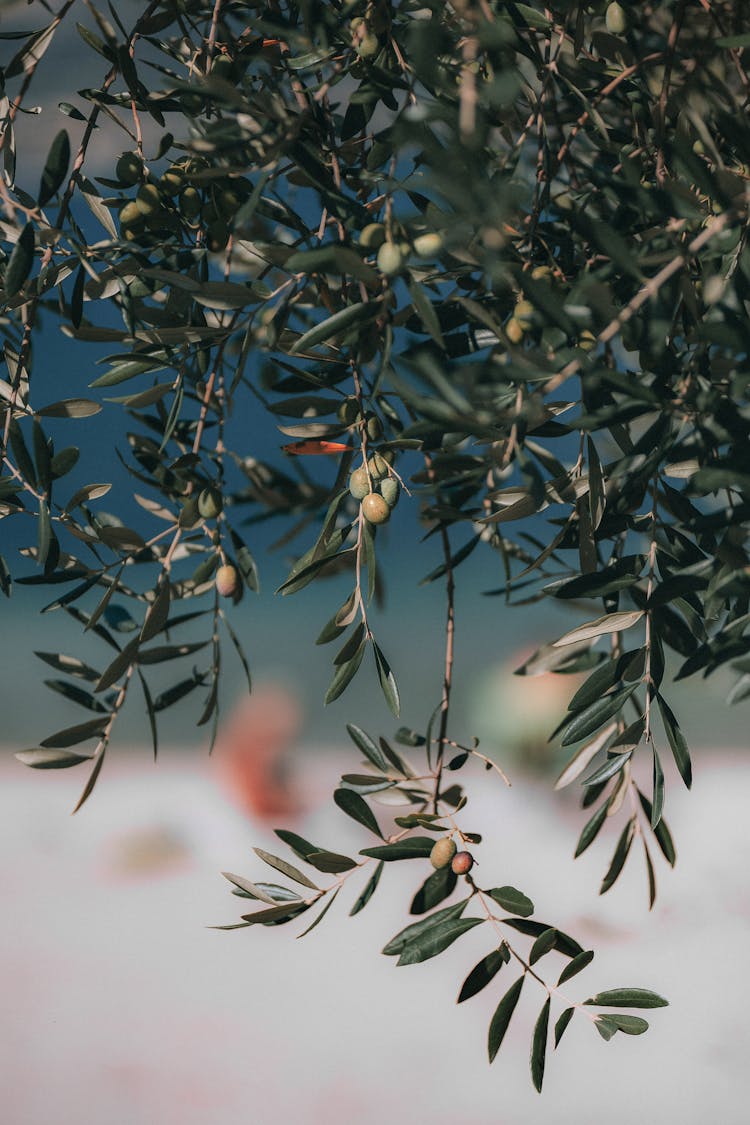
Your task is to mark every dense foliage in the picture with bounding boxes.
[4,0,750,1088]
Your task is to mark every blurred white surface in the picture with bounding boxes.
[1,749,748,1125]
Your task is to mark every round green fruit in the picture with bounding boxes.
[605,2,627,35]
[413,232,443,259]
[160,167,185,196]
[430,837,457,870]
[179,187,202,221]
[506,318,524,344]
[361,493,390,524]
[356,32,380,59]
[215,564,239,598]
[198,488,223,519]
[338,397,361,426]
[380,477,399,508]
[119,200,143,229]
[451,851,474,875]
[349,467,370,500]
[116,152,142,186]
[367,452,389,480]
[514,300,534,330]
[377,241,407,277]
[135,183,162,217]
[366,414,383,441]
[359,222,386,250]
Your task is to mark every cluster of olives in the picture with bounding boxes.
[349,452,399,525]
[117,154,249,250]
[358,222,444,278]
[430,836,474,876]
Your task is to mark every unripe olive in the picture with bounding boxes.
[377,240,407,277]
[430,837,457,870]
[217,187,242,220]
[116,152,143,186]
[413,232,443,259]
[367,452,389,479]
[361,492,390,524]
[179,187,202,221]
[505,318,524,344]
[366,414,383,441]
[120,200,143,229]
[357,32,380,59]
[531,265,552,281]
[349,466,370,500]
[135,183,162,217]
[359,222,386,250]
[514,299,534,329]
[160,166,185,196]
[605,2,627,35]
[338,397,361,426]
[215,564,239,598]
[578,329,597,352]
[451,850,474,875]
[380,477,400,508]
[198,487,223,519]
[206,220,230,251]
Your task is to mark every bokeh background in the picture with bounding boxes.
[1,4,749,1122]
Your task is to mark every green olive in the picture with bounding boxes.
[349,467,370,500]
[119,200,143,230]
[359,222,386,250]
[514,300,534,329]
[367,452,389,479]
[506,317,524,344]
[116,152,143,186]
[361,492,390,524]
[413,232,443,259]
[338,398,361,426]
[380,477,400,508]
[198,487,223,519]
[377,241,407,277]
[605,2,627,35]
[430,837,457,870]
[356,32,380,59]
[179,187,202,221]
[366,414,383,441]
[160,168,185,196]
[135,183,162,217]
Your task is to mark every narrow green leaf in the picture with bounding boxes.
[350,860,384,916]
[383,900,467,956]
[458,949,506,1003]
[530,997,550,1092]
[5,222,35,297]
[15,747,93,769]
[557,949,594,985]
[554,1007,575,1048]
[398,916,483,966]
[333,787,382,838]
[324,638,366,704]
[657,695,692,789]
[38,129,70,205]
[373,642,400,717]
[529,928,557,965]
[488,977,525,1063]
[252,847,320,890]
[361,837,436,861]
[585,988,667,1008]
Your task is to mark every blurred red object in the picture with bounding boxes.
[214,684,302,821]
